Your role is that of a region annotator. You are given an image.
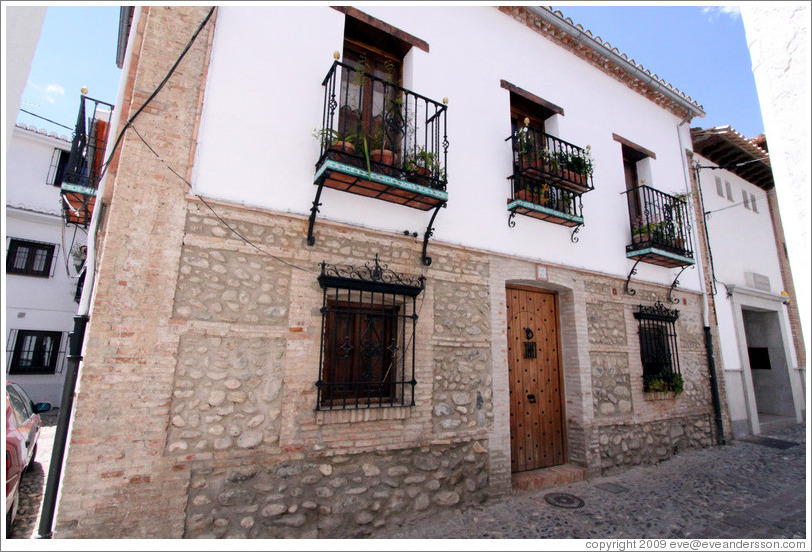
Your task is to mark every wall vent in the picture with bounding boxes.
[745,272,771,292]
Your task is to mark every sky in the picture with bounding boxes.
[15,6,122,138]
[14,4,764,140]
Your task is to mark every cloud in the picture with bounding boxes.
[26,81,65,105]
[45,83,65,96]
[702,6,742,21]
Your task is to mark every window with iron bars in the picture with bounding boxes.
[633,302,683,394]
[7,329,66,375]
[316,257,423,410]
[6,238,57,277]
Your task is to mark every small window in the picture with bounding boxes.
[742,190,750,210]
[750,193,758,213]
[317,257,424,410]
[8,330,64,375]
[47,148,71,186]
[714,176,724,197]
[725,181,733,201]
[748,347,771,369]
[634,302,682,394]
[6,238,57,277]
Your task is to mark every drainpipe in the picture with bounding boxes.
[676,114,726,445]
[36,315,88,538]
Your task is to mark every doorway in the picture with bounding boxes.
[506,286,566,472]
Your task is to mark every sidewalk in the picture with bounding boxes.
[377,424,808,539]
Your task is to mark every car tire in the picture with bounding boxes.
[24,443,38,473]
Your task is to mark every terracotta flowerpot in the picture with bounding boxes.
[370,149,396,165]
[330,141,356,154]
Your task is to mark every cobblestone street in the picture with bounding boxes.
[377,424,808,540]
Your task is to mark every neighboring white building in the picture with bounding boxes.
[5,123,86,405]
[691,126,805,437]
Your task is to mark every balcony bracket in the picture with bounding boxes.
[667,265,692,304]
[421,203,445,267]
[624,256,646,296]
[306,178,327,246]
[508,208,518,228]
[570,224,582,244]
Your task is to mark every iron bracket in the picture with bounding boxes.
[570,224,582,243]
[667,265,691,304]
[624,256,646,296]
[508,208,518,228]
[421,203,445,266]
[306,178,327,246]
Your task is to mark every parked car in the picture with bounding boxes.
[5,381,50,534]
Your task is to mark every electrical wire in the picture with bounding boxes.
[96,6,217,186]
[129,124,318,275]
[19,109,74,131]
[703,189,771,217]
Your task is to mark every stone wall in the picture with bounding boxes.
[184,440,489,538]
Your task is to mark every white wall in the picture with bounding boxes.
[193,6,702,291]
[5,126,84,404]
[741,3,810,369]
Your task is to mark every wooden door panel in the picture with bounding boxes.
[507,288,565,472]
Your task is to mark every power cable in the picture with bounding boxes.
[129,124,318,275]
[19,109,74,131]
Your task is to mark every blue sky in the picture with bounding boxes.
[15,5,764,139]
[16,6,122,138]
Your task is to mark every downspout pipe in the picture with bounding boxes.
[676,115,726,446]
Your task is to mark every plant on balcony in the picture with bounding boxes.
[70,243,87,272]
[313,128,357,154]
[632,217,668,244]
[403,147,444,184]
[556,145,594,181]
[515,182,550,205]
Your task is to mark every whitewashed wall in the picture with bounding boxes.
[193,6,701,291]
[5,126,84,405]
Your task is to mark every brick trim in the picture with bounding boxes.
[331,6,430,53]
[500,80,565,116]
[613,133,657,160]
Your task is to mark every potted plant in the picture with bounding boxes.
[313,128,356,154]
[643,372,684,396]
[558,145,594,184]
[70,243,87,272]
[515,182,549,205]
[403,147,444,185]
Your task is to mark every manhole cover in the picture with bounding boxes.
[544,492,585,509]
[741,436,799,450]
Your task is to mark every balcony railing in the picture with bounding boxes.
[626,185,694,268]
[507,174,584,228]
[314,60,448,211]
[509,125,594,194]
[60,95,114,226]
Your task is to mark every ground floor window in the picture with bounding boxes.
[317,256,424,410]
[634,302,683,394]
[7,329,65,375]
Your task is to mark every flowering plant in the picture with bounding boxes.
[403,148,444,180]
[70,243,87,262]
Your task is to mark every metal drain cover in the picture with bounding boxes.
[741,436,799,450]
[544,492,585,509]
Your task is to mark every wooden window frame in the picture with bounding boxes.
[8,330,64,375]
[6,238,57,278]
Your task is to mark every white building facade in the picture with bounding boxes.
[5,124,86,405]
[691,126,806,438]
[56,6,732,538]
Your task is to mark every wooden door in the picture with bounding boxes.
[507,287,565,472]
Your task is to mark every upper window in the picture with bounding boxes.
[750,193,758,213]
[634,302,683,395]
[6,238,57,277]
[742,190,751,210]
[47,148,71,187]
[8,330,64,375]
[714,176,724,197]
[724,180,733,201]
[316,257,424,410]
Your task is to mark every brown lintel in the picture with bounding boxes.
[500,80,564,116]
[612,133,657,160]
[331,6,430,53]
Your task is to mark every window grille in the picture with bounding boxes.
[6,238,57,277]
[317,256,424,410]
[633,302,681,393]
[47,148,71,186]
[7,329,67,375]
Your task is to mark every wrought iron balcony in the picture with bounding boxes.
[313,60,448,211]
[625,185,695,268]
[60,95,114,226]
[507,174,584,228]
[508,125,594,195]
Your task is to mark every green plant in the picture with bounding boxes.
[643,372,684,396]
[558,146,594,177]
[403,147,444,180]
[312,128,357,150]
